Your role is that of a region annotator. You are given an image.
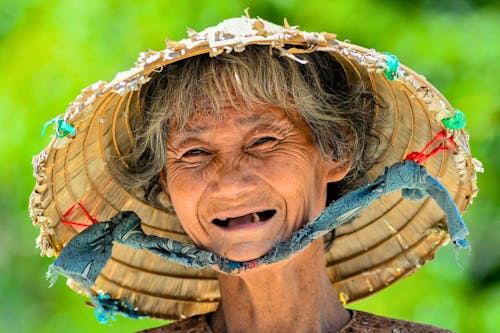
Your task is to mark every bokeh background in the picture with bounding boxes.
[1,0,499,332]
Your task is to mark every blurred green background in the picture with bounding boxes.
[1,0,499,332]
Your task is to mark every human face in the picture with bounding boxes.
[164,105,347,262]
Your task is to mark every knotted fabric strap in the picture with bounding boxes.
[47,160,469,290]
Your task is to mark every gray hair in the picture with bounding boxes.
[121,46,384,205]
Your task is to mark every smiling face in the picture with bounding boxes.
[163,104,349,262]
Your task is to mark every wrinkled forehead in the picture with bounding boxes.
[180,102,304,129]
[166,104,310,149]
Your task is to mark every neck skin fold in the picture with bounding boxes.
[209,239,351,333]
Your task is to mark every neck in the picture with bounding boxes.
[209,240,350,333]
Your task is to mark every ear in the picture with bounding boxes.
[159,168,172,202]
[325,160,351,183]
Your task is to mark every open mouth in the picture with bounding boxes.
[212,210,277,228]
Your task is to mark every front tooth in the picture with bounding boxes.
[252,213,260,223]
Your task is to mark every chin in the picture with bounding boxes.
[219,242,274,263]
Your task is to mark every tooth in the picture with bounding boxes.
[252,213,260,223]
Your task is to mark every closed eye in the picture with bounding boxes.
[181,148,210,158]
[250,136,278,147]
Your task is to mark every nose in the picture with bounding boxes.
[209,162,259,200]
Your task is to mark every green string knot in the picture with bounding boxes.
[383,53,399,81]
[442,110,466,130]
[41,116,76,138]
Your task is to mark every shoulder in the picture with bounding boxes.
[340,310,455,333]
[136,315,212,333]
[136,310,454,333]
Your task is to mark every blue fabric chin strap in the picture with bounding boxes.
[47,160,470,321]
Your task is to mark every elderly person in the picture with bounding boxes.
[30,17,480,332]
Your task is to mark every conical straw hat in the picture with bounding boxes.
[29,16,481,320]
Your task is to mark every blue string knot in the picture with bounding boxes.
[383,53,399,80]
[93,292,145,325]
[442,110,466,130]
[41,116,76,138]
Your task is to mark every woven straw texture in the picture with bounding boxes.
[29,17,480,319]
